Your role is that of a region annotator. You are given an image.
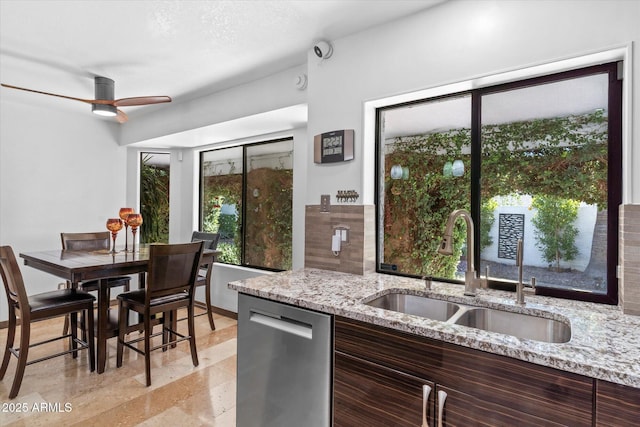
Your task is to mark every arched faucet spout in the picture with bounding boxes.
[438,209,486,296]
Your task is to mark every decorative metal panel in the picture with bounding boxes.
[498,213,524,260]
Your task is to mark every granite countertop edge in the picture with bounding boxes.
[228,268,640,389]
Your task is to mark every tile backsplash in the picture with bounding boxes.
[620,204,640,316]
[304,205,375,275]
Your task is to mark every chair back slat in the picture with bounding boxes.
[146,242,203,303]
[61,232,110,251]
[0,246,30,312]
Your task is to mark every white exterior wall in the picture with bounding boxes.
[482,202,599,271]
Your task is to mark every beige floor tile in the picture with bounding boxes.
[0,312,238,427]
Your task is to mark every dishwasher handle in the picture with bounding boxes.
[249,310,313,339]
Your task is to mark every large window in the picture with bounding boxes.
[200,138,293,270]
[377,63,621,304]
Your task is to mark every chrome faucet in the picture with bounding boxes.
[438,209,486,296]
[515,239,536,305]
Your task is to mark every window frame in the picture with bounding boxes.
[375,62,622,305]
[198,137,294,272]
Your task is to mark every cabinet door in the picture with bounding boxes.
[595,380,640,426]
[436,385,565,427]
[334,351,435,427]
[335,316,593,426]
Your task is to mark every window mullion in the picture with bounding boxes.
[471,91,482,268]
[241,146,248,266]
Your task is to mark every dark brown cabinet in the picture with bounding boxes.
[433,385,566,426]
[334,352,434,426]
[595,379,640,426]
[334,316,594,426]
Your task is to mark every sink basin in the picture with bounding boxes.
[365,293,460,322]
[363,291,571,343]
[453,307,571,343]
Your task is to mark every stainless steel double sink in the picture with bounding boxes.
[364,292,571,343]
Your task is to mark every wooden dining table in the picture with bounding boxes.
[20,246,219,374]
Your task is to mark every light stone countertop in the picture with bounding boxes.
[229,268,640,389]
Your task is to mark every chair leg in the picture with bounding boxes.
[9,320,31,399]
[162,312,170,352]
[170,310,178,349]
[70,311,78,359]
[144,312,152,387]
[60,281,71,336]
[63,315,70,337]
[116,301,126,368]
[85,307,96,372]
[0,310,16,380]
[205,279,216,331]
[80,311,87,343]
[187,304,199,368]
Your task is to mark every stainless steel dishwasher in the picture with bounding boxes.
[237,293,332,427]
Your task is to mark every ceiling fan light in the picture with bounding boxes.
[92,103,117,117]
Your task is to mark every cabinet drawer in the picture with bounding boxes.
[334,351,435,427]
[595,379,640,426]
[335,316,593,426]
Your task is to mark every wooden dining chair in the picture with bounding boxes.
[0,246,95,399]
[190,231,220,330]
[59,232,131,335]
[116,241,204,387]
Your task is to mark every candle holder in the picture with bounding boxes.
[126,213,143,253]
[119,208,135,252]
[106,218,123,253]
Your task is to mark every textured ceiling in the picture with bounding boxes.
[0,0,445,125]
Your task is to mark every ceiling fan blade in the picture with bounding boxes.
[2,82,169,123]
[116,109,129,123]
[113,96,172,107]
[1,83,95,104]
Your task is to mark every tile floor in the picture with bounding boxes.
[0,311,237,426]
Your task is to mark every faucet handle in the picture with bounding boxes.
[478,265,489,288]
[523,277,537,295]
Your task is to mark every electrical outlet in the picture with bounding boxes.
[320,194,330,212]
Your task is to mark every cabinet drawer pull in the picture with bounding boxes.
[437,390,447,427]
[421,385,432,427]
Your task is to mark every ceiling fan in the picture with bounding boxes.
[1,77,171,123]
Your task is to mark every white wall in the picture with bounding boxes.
[119,64,308,146]
[306,0,639,205]
[206,264,274,313]
[0,100,127,320]
[3,0,639,320]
